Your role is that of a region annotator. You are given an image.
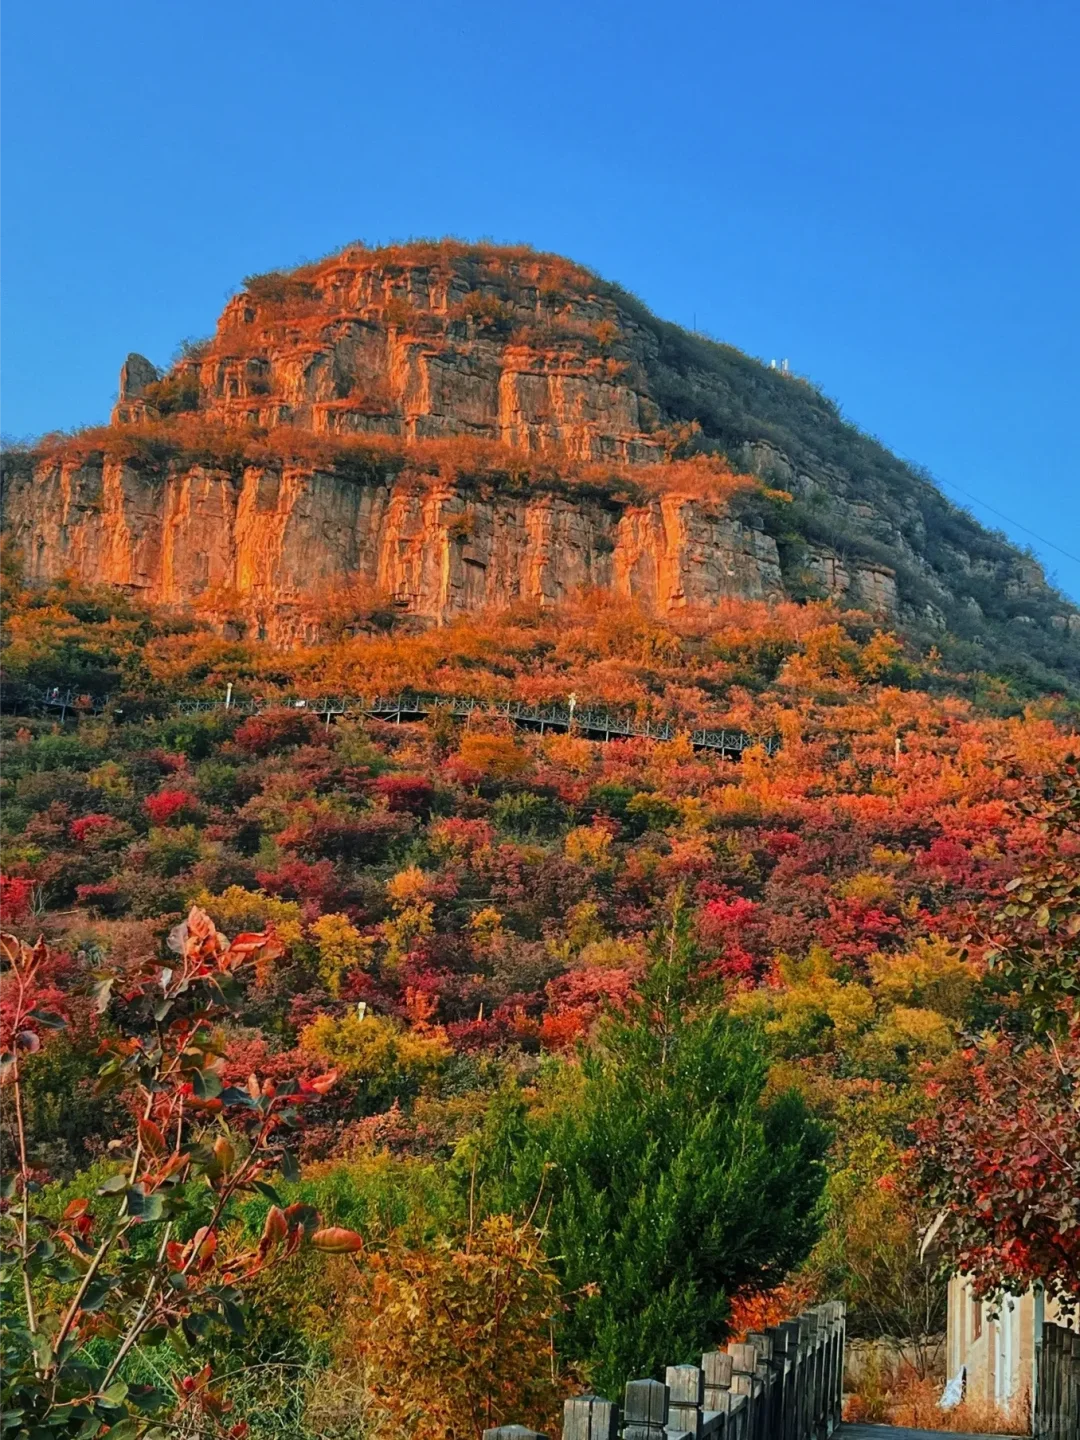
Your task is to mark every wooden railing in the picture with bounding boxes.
[1035,1319,1080,1440]
[485,1301,845,1440]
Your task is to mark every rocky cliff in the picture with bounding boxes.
[4,451,791,642]
[4,240,1078,685]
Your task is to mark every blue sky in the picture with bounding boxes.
[3,0,1078,600]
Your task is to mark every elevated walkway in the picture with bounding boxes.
[3,684,780,759]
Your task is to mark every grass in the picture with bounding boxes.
[845,1361,1030,1434]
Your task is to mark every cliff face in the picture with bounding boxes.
[112,246,666,464]
[4,239,1078,682]
[3,451,791,640]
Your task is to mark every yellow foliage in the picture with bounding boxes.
[860,631,906,679]
[734,953,876,1060]
[456,732,531,779]
[87,761,132,797]
[565,900,607,950]
[870,846,911,869]
[311,912,373,996]
[300,1011,450,1090]
[386,864,433,909]
[342,1214,565,1440]
[564,825,613,868]
[542,733,596,774]
[854,1006,955,1075]
[868,938,974,1019]
[190,885,304,949]
[380,902,436,966]
[468,905,503,945]
[577,937,648,970]
[837,872,896,906]
[776,945,837,986]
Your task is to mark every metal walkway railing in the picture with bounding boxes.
[183,692,780,756]
[1,685,780,758]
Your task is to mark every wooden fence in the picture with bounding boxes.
[485,1300,845,1440]
[1035,1320,1080,1440]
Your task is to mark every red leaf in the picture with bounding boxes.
[138,1117,167,1157]
[261,1206,289,1246]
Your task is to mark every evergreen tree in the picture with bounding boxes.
[466,902,829,1397]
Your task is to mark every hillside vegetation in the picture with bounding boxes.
[2,567,1078,1435]
[2,239,1078,1438]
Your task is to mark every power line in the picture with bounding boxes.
[933,477,1080,568]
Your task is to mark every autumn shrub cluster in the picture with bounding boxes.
[3,572,1079,1435]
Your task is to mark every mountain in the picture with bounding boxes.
[2,239,1077,689]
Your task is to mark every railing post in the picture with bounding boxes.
[745,1333,776,1440]
[793,1316,814,1440]
[727,1390,749,1440]
[831,1301,846,1432]
[702,1351,733,1414]
[563,1394,618,1440]
[728,1344,764,1440]
[806,1313,823,1440]
[622,1378,668,1440]
[766,1325,797,1440]
[666,1365,704,1438]
[748,1331,785,1440]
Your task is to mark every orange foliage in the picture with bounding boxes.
[727,1279,818,1341]
[844,1366,1030,1434]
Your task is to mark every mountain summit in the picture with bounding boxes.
[3,240,1077,688]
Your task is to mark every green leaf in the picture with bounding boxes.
[98,1173,127,1194]
[81,1276,114,1312]
[221,1298,245,1335]
[219,1086,256,1107]
[181,1311,210,1343]
[91,977,115,1014]
[125,1187,164,1222]
[191,1068,222,1100]
[28,1009,67,1029]
[251,1179,283,1205]
[100,1382,129,1405]
[102,1419,141,1439]
[280,1148,299,1184]
[31,1332,54,1370]
[127,1385,168,1414]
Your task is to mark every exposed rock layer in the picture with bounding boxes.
[5,241,1078,676]
[2,453,800,640]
